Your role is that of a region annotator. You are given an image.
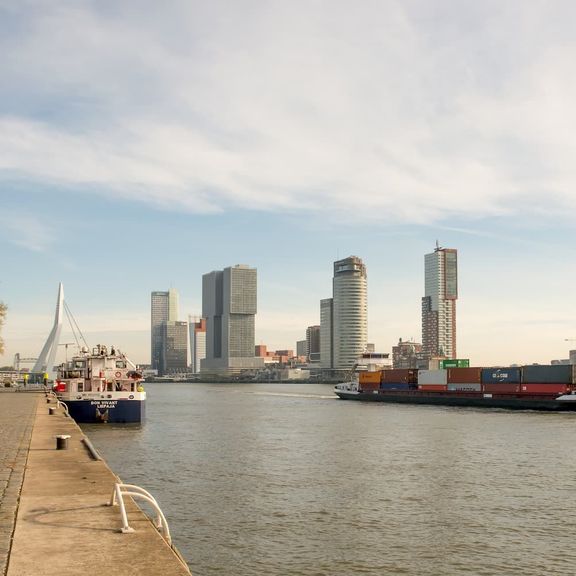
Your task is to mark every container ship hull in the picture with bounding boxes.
[335,388,576,411]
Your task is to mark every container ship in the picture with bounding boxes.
[334,365,576,411]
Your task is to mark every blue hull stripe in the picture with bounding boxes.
[66,399,145,423]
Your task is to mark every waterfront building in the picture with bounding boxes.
[296,340,307,358]
[161,320,188,374]
[189,316,206,374]
[421,245,458,359]
[332,256,368,369]
[320,298,333,369]
[306,325,321,363]
[255,344,268,357]
[392,338,427,369]
[151,289,179,371]
[202,265,264,374]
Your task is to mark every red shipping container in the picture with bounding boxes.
[520,383,568,395]
[381,369,418,384]
[447,367,482,384]
[418,384,447,392]
[483,383,520,394]
[359,381,379,392]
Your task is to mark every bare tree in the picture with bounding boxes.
[0,302,6,355]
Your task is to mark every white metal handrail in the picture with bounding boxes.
[47,390,69,416]
[109,483,172,545]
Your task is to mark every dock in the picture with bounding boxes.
[0,390,191,576]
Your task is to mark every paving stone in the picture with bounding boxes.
[0,393,39,576]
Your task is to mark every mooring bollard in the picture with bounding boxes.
[48,407,55,415]
[55,435,71,450]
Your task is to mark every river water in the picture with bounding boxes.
[82,383,576,575]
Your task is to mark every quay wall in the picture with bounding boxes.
[6,394,192,576]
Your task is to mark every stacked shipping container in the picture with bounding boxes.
[357,365,575,395]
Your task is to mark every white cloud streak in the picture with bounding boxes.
[1,1,576,223]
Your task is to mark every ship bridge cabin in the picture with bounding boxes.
[56,345,140,395]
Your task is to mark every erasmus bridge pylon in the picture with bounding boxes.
[32,283,63,376]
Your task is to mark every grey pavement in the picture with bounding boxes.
[0,391,39,576]
[6,395,191,576]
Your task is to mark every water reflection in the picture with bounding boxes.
[83,383,576,576]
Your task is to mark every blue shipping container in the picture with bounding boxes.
[481,368,522,384]
[379,382,414,391]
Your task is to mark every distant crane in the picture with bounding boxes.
[13,354,37,372]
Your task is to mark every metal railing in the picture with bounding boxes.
[109,483,172,545]
[47,390,69,416]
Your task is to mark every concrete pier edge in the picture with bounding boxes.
[6,395,192,576]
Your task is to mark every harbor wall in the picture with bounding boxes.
[7,397,192,576]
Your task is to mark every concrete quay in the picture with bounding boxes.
[3,392,191,576]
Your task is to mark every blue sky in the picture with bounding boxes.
[1,0,576,367]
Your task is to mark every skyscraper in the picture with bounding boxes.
[306,325,321,363]
[296,339,307,358]
[189,316,206,374]
[421,245,458,359]
[332,256,368,369]
[202,264,264,374]
[320,298,333,369]
[161,320,188,374]
[151,289,178,371]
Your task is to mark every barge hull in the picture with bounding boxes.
[335,390,576,411]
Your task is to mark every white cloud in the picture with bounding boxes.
[1,1,576,224]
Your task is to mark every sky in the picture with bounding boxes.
[1,0,576,368]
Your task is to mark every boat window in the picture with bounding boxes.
[77,382,84,392]
[115,361,126,369]
[74,361,85,369]
[131,383,135,392]
[106,382,113,392]
[85,381,92,392]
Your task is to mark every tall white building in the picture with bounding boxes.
[151,288,179,371]
[421,245,458,359]
[202,265,264,374]
[332,256,368,369]
[320,299,333,369]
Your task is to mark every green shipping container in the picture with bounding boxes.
[439,359,470,369]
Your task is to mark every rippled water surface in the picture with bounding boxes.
[82,383,576,575]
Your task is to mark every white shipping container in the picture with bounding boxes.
[447,383,482,392]
[418,369,448,385]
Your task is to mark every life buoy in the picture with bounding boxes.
[115,371,122,378]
